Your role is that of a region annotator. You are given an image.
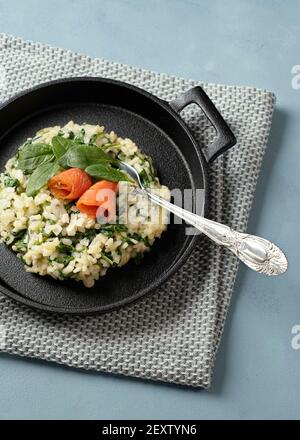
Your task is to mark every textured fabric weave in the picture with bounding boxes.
[0,34,275,388]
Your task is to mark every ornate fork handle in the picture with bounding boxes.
[142,189,288,276]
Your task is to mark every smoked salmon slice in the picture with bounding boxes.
[77,180,118,219]
[48,168,92,200]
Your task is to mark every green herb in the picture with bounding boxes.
[43,231,56,239]
[136,152,146,164]
[128,233,141,241]
[139,169,151,186]
[125,237,138,245]
[51,135,73,159]
[56,243,74,255]
[13,239,27,253]
[54,255,74,266]
[71,229,97,244]
[26,161,61,197]
[89,133,105,144]
[89,134,97,144]
[85,163,130,182]
[148,158,156,176]
[11,229,27,244]
[17,143,54,173]
[100,224,128,235]
[101,253,114,265]
[125,233,140,244]
[57,268,73,279]
[125,233,150,247]
[11,230,27,253]
[47,219,56,225]
[12,229,26,238]
[117,153,126,161]
[68,131,75,139]
[3,176,20,188]
[102,142,120,150]
[59,144,113,169]
[74,128,85,143]
[21,256,29,265]
[132,234,147,244]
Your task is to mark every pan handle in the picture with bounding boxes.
[169,86,236,162]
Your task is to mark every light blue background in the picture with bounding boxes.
[0,0,299,420]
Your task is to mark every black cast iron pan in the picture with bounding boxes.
[0,78,236,314]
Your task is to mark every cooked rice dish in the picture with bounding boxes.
[0,121,170,287]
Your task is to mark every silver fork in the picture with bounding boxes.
[118,161,288,276]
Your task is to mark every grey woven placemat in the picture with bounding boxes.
[0,34,275,388]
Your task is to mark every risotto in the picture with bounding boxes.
[0,121,170,287]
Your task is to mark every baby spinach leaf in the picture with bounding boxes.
[59,145,113,169]
[26,161,60,197]
[85,163,130,182]
[17,138,33,153]
[51,135,73,159]
[18,143,54,173]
